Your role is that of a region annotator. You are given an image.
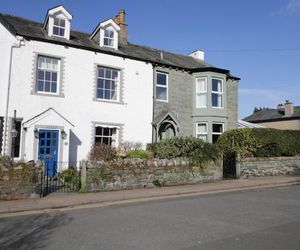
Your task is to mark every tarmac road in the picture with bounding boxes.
[1,185,300,250]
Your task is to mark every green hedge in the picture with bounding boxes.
[151,136,221,164]
[217,128,300,158]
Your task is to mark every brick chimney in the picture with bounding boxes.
[284,100,294,116]
[113,9,128,45]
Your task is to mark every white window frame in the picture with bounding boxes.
[103,29,115,48]
[36,55,60,95]
[211,78,223,108]
[96,66,120,102]
[156,72,168,102]
[52,17,66,38]
[195,77,207,108]
[196,122,208,142]
[212,123,224,143]
[94,125,119,147]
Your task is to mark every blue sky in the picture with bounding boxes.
[1,0,300,118]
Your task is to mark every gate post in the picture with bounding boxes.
[80,161,87,191]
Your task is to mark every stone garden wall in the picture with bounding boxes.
[0,160,41,200]
[85,158,223,192]
[238,157,300,178]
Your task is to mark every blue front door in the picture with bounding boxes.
[38,130,59,177]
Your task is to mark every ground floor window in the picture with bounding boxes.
[0,117,3,154]
[196,123,208,142]
[212,123,224,143]
[95,126,117,146]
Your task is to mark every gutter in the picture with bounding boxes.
[3,36,25,155]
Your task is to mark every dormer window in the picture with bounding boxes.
[104,29,114,47]
[53,17,66,37]
[44,5,72,40]
[90,19,120,50]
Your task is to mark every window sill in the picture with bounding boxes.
[156,99,168,103]
[30,91,65,98]
[93,98,125,105]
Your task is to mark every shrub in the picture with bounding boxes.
[151,136,220,165]
[89,143,117,161]
[59,168,81,190]
[126,149,150,159]
[217,128,300,158]
[119,141,143,153]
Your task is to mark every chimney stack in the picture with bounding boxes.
[113,9,128,45]
[284,100,294,116]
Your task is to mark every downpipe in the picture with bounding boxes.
[2,36,25,155]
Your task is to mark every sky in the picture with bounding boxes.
[1,0,300,118]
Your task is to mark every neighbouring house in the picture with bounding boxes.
[238,120,265,129]
[0,5,239,173]
[243,100,300,130]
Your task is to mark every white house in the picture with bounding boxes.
[0,6,153,173]
[0,5,239,175]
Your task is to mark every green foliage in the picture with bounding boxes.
[151,136,220,165]
[59,168,81,190]
[152,179,164,187]
[217,128,300,158]
[126,149,150,159]
[89,143,117,161]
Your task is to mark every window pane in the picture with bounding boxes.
[103,127,110,136]
[45,72,51,81]
[198,135,207,142]
[212,135,220,144]
[95,127,103,136]
[60,19,66,27]
[38,70,44,80]
[112,70,118,80]
[54,18,59,26]
[196,94,206,108]
[102,137,109,145]
[51,82,57,93]
[59,28,65,37]
[156,86,167,100]
[105,69,112,79]
[104,90,110,99]
[97,79,104,89]
[197,124,207,133]
[97,89,103,99]
[52,72,57,82]
[98,68,105,77]
[95,137,102,143]
[213,124,223,133]
[105,80,111,90]
[45,82,51,92]
[157,73,167,86]
[196,78,206,92]
[212,93,219,107]
[53,27,59,35]
[212,79,222,92]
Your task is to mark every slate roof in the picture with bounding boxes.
[0,13,239,79]
[243,106,300,123]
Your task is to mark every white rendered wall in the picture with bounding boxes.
[4,37,153,164]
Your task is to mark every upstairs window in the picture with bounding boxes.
[53,17,66,37]
[95,126,117,146]
[196,123,208,142]
[36,56,60,94]
[156,72,168,102]
[103,29,115,47]
[195,77,207,108]
[212,123,224,143]
[212,78,223,108]
[97,67,120,101]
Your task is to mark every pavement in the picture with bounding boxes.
[0,176,300,216]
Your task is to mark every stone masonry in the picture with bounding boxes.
[238,157,300,178]
[86,157,222,192]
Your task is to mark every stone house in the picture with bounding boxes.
[0,5,239,173]
[243,100,300,130]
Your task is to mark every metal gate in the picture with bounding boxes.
[38,161,81,197]
[223,152,237,179]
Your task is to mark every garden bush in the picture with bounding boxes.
[89,143,117,161]
[151,136,221,164]
[217,128,300,158]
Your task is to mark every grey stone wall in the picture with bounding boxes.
[153,67,193,139]
[86,157,222,192]
[238,157,300,178]
[0,159,41,200]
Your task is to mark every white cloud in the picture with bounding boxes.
[286,0,300,13]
